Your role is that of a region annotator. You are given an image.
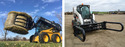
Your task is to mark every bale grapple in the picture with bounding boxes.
[72,21,124,42]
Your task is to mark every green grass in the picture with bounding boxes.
[93,12,109,14]
[0,41,62,47]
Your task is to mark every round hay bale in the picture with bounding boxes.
[11,25,28,34]
[5,25,28,34]
[8,11,32,19]
[4,13,16,28]
[4,11,33,34]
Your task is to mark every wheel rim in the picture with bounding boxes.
[43,35,49,42]
[56,36,60,42]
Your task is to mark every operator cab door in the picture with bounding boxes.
[35,20,51,35]
[76,5,93,25]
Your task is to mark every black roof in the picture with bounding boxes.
[36,17,61,31]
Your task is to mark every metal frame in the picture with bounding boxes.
[14,14,34,30]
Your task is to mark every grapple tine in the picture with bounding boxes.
[103,21,124,32]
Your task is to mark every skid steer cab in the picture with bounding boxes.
[72,4,124,42]
[30,17,62,43]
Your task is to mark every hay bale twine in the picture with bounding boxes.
[4,11,33,34]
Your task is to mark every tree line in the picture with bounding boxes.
[0,35,28,41]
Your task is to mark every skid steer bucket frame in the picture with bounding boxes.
[73,21,124,42]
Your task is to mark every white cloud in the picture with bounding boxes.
[0,12,8,18]
[32,9,40,14]
[55,6,62,9]
[0,2,5,5]
[44,11,56,16]
[65,0,125,12]
[42,0,59,3]
[41,4,48,9]
[34,4,39,7]
[27,9,40,15]
[8,0,16,3]
[0,0,16,5]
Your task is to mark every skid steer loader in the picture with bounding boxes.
[72,4,124,42]
[30,17,62,43]
[4,11,62,43]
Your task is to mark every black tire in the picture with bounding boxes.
[81,30,86,42]
[51,34,61,43]
[30,35,35,42]
[72,20,75,26]
[39,32,50,43]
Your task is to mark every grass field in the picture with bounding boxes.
[0,41,62,47]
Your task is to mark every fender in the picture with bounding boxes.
[92,14,95,20]
[73,7,84,25]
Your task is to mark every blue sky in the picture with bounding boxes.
[0,0,62,39]
[65,0,125,12]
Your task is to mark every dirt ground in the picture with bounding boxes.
[65,14,125,47]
